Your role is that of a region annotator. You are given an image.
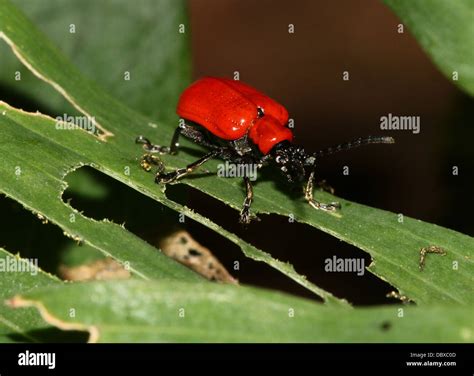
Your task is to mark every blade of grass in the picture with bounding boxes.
[8,279,474,342]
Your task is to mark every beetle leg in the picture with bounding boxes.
[135,135,172,154]
[179,122,221,150]
[166,124,218,154]
[168,127,182,154]
[137,121,221,160]
[155,150,221,184]
[304,171,340,211]
[239,176,260,224]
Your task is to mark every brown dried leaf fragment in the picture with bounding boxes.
[59,258,130,281]
[159,230,238,284]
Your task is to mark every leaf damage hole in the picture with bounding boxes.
[165,183,400,305]
[61,166,241,284]
[0,194,83,275]
[7,327,89,344]
[61,166,331,298]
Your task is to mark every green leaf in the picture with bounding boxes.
[0,104,201,282]
[0,0,472,308]
[0,247,60,342]
[0,0,191,270]
[2,0,191,122]
[0,101,343,305]
[9,279,474,342]
[0,0,344,305]
[383,0,474,96]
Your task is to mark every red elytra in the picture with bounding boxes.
[176,77,293,154]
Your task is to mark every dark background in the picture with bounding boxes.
[1,0,472,306]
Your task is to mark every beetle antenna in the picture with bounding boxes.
[313,136,395,158]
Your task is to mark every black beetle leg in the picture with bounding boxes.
[136,135,172,154]
[239,176,260,224]
[155,149,221,184]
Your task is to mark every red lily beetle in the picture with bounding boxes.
[136,77,394,224]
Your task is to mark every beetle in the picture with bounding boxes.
[136,77,394,224]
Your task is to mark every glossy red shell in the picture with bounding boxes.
[176,77,293,154]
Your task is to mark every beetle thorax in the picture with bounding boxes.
[248,116,293,155]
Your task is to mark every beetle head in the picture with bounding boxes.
[272,141,310,183]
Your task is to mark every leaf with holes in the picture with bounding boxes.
[8,280,474,342]
[0,103,202,282]
[0,101,344,305]
[0,0,193,269]
[0,0,346,305]
[0,0,473,311]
